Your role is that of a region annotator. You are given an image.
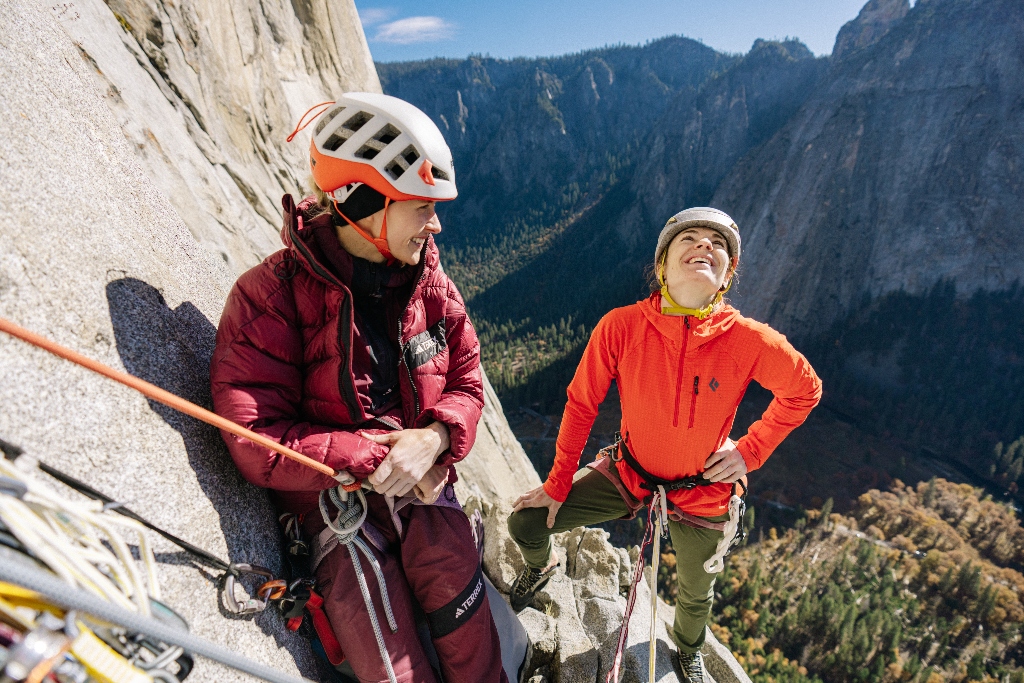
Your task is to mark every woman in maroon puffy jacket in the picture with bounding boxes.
[210,93,506,682]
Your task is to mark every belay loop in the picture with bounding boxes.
[319,486,399,683]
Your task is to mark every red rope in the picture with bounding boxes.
[606,496,658,683]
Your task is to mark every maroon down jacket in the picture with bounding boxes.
[210,195,484,513]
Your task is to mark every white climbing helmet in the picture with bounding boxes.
[303,92,457,203]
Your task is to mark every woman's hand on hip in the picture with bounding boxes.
[362,422,450,498]
[512,486,562,529]
[703,439,748,483]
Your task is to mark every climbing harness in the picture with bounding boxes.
[316,486,399,683]
[604,435,748,683]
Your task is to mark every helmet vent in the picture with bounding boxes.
[314,106,344,136]
[323,111,374,151]
[342,111,373,133]
[354,123,403,160]
[430,166,450,181]
[384,145,420,180]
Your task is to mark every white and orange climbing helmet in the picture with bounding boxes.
[288,92,457,260]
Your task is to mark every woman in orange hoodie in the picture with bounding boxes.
[507,207,822,682]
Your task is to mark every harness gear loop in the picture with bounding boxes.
[318,486,399,683]
[286,101,334,142]
[332,197,395,264]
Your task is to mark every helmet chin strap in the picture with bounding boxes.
[657,254,733,319]
[332,197,396,264]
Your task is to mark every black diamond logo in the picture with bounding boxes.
[709,378,719,392]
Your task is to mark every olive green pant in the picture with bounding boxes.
[507,468,727,654]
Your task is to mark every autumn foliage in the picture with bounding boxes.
[660,478,1024,683]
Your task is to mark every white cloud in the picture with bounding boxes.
[358,8,395,28]
[373,16,455,44]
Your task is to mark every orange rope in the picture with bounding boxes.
[0,317,336,478]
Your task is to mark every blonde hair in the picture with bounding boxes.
[307,174,332,210]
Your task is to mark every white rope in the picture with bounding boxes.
[319,486,399,683]
[648,485,667,683]
[703,494,744,574]
[0,456,161,615]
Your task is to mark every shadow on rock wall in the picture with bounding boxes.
[104,277,311,642]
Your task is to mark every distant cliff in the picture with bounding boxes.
[384,0,1024,469]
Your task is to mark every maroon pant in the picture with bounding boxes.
[306,492,507,683]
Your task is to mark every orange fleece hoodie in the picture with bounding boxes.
[544,293,822,516]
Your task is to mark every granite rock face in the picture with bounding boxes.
[832,0,910,61]
[0,1,315,679]
[0,0,539,680]
[52,0,378,276]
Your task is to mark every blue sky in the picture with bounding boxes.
[358,0,876,63]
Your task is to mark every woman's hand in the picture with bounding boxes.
[413,464,450,504]
[512,486,562,529]
[363,422,450,498]
[703,438,748,483]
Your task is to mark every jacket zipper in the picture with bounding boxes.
[287,219,363,419]
[688,375,699,429]
[672,316,691,427]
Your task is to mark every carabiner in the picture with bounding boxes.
[222,564,276,616]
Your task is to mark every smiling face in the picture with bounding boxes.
[661,226,734,308]
[383,199,441,266]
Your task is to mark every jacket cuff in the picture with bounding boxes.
[421,406,478,466]
[542,478,570,503]
[735,438,761,473]
[324,435,390,480]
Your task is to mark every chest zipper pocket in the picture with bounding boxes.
[688,375,699,429]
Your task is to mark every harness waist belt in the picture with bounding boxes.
[616,438,714,492]
[614,437,727,532]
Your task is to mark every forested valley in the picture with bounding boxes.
[379,0,1024,679]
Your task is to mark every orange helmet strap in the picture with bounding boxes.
[332,197,395,264]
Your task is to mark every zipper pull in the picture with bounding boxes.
[684,316,690,330]
[693,376,700,395]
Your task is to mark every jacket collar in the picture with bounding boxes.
[639,292,739,347]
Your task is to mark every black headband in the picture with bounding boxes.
[333,183,387,223]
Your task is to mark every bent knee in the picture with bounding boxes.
[507,507,549,545]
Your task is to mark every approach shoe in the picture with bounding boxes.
[509,563,557,612]
[673,650,713,683]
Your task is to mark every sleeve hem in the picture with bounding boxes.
[543,479,569,503]
[736,438,761,473]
